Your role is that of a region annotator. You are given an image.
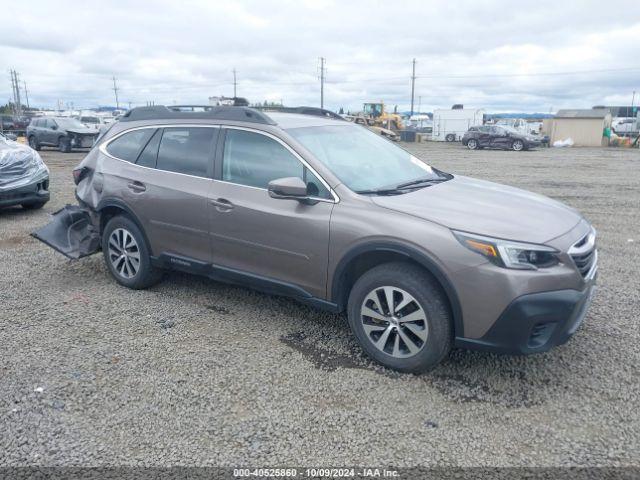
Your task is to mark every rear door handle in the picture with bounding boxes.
[210,198,234,211]
[127,181,146,193]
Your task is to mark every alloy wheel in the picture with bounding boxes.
[360,286,428,358]
[512,140,524,151]
[108,228,141,279]
[468,139,478,150]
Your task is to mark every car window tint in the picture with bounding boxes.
[136,129,161,168]
[156,127,215,177]
[223,130,304,189]
[106,129,155,163]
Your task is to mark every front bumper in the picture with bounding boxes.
[0,176,50,208]
[455,281,596,355]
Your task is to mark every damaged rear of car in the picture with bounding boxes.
[0,135,50,210]
[31,122,121,259]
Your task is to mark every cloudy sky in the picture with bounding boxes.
[2,0,639,113]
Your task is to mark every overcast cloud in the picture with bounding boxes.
[2,0,639,113]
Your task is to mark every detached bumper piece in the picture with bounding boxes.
[456,285,596,355]
[31,205,100,259]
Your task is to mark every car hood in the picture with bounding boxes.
[66,128,98,135]
[371,175,582,244]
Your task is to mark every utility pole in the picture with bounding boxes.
[319,57,326,109]
[23,80,29,109]
[632,90,636,115]
[112,76,120,110]
[9,70,23,115]
[410,58,416,117]
[233,68,237,98]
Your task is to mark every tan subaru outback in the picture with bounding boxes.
[34,105,597,372]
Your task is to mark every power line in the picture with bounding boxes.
[112,76,120,110]
[415,66,640,79]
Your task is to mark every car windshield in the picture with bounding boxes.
[56,118,86,129]
[499,125,520,134]
[287,124,448,192]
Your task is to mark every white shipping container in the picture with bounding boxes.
[432,108,484,142]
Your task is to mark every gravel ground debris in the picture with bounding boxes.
[0,143,638,467]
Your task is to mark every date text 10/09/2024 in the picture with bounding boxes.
[233,468,400,478]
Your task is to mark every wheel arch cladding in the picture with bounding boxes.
[97,199,153,254]
[331,242,464,337]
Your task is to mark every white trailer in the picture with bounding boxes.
[432,108,484,142]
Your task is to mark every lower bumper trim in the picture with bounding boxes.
[455,285,596,355]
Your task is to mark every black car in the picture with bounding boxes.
[0,134,50,210]
[1,114,16,131]
[461,125,542,151]
[27,117,98,153]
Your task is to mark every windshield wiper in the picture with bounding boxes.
[394,177,448,190]
[355,187,406,195]
[356,176,451,196]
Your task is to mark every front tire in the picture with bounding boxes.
[347,262,453,373]
[512,139,524,151]
[467,138,478,150]
[102,215,162,289]
[58,137,72,153]
[28,136,41,151]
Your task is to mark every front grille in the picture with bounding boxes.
[569,229,597,279]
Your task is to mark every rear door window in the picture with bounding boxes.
[136,129,161,168]
[156,127,216,177]
[106,129,156,163]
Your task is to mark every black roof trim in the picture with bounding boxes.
[120,105,276,125]
[256,106,345,120]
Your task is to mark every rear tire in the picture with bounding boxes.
[347,262,453,373]
[511,139,524,151]
[28,136,41,151]
[22,201,47,210]
[58,137,72,153]
[101,215,162,289]
[445,133,456,142]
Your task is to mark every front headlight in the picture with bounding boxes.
[452,230,559,270]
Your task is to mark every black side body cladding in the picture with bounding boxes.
[152,253,341,313]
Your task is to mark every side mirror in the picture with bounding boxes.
[50,125,58,130]
[268,177,308,200]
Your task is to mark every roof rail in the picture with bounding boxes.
[256,106,345,121]
[120,105,276,125]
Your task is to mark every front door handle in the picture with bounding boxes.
[127,181,146,193]
[210,198,234,211]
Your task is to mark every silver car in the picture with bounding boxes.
[33,106,597,372]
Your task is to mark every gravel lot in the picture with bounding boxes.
[1,142,639,468]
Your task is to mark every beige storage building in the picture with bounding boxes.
[546,109,612,147]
